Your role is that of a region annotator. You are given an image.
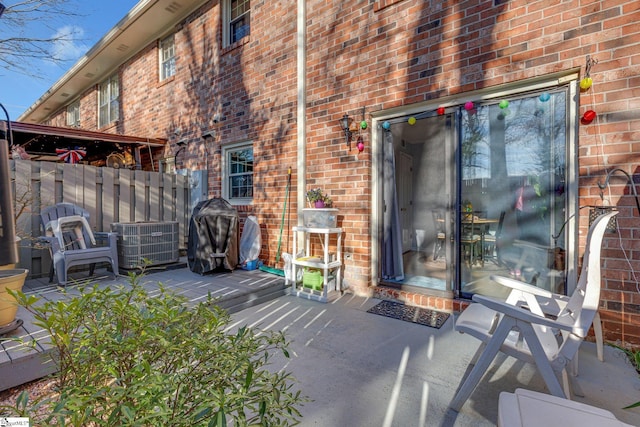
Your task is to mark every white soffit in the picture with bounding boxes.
[20,0,209,123]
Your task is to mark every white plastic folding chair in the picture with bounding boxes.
[450,211,617,411]
[498,388,633,427]
[40,203,119,286]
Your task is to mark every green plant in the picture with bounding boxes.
[306,188,333,207]
[3,273,306,426]
[609,343,640,409]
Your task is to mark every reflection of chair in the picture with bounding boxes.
[461,214,481,266]
[450,211,617,411]
[40,203,119,285]
[498,388,633,427]
[432,210,446,261]
[508,239,566,293]
[483,211,505,264]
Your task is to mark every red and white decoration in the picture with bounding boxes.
[56,147,86,164]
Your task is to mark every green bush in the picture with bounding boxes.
[609,343,640,409]
[4,273,305,426]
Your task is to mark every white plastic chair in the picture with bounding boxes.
[498,388,633,427]
[40,203,119,286]
[450,211,617,411]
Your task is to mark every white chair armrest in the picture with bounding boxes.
[491,275,571,317]
[472,294,577,333]
[490,275,554,298]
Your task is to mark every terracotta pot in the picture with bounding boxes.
[0,269,28,327]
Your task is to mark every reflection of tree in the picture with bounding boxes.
[461,93,568,242]
[462,93,567,188]
[461,108,490,180]
[501,93,567,237]
[503,94,567,177]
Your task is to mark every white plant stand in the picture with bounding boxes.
[288,226,342,303]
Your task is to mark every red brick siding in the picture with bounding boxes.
[302,0,640,345]
[44,0,640,346]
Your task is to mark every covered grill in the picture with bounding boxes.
[187,198,239,274]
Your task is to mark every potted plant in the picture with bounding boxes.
[303,188,337,228]
[306,188,333,208]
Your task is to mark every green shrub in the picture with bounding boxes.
[4,273,305,426]
[609,343,640,409]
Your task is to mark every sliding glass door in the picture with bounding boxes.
[379,87,572,298]
[459,91,568,298]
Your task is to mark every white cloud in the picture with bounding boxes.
[50,25,88,62]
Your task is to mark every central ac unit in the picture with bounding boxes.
[111,221,179,269]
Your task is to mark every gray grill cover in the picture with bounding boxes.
[187,198,239,274]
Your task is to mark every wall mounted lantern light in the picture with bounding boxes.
[339,114,352,147]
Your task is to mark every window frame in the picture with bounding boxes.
[66,101,80,127]
[159,34,176,81]
[222,141,254,205]
[98,74,119,128]
[370,70,580,298]
[223,0,250,47]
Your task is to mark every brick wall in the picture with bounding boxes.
[302,0,640,345]
[44,0,640,346]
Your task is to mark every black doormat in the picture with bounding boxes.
[367,300,450,329]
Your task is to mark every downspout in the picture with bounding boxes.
[297,0,306,226]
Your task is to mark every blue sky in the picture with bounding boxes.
[1,1,137,120]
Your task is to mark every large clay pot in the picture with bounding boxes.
[0,269,28,327]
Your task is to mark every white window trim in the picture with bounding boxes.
[66,101,80,127]
[222,0,250,47]
[98,74,119,128]
[159,34,176,81]
[222,141,253,205]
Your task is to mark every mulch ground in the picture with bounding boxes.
[0,377,57,418]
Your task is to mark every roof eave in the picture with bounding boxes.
[18,0,209,123]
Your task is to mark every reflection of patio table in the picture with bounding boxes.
[437,217,499,264]
[463,217,499,264]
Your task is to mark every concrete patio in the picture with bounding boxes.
[2,265,640,426]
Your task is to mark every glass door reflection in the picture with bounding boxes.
[459,91,568,299]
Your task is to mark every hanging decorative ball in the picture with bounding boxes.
[464,101,474,111]
[539,92,551,102]
[360,120,368,130]
[580,77,593,90]
[357,139,365,152]
[499,100,509,109]
[382,121,391,130]
[437,107,445,115]
[582,109,597,122]
[408,117,416,125]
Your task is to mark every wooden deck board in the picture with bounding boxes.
[0,265,287,392]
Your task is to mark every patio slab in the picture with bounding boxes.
[1,266,639,426]
[229,294,640,426]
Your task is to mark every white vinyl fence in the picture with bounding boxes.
[10,160,192,278]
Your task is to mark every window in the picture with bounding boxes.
[98,74,119,128]
[159,34,176,81]
[223,142,253,203]
[66,101,80,127]
[224,0,250,46]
